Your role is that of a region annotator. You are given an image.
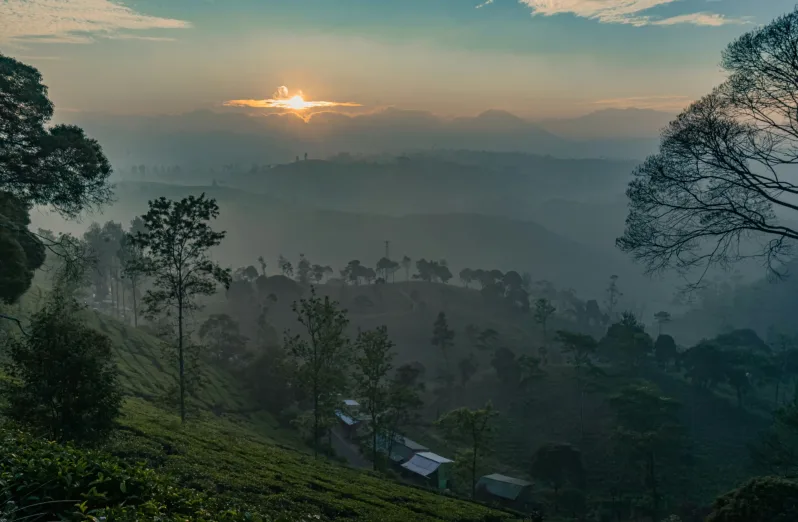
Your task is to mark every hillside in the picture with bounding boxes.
[30,181,671,307]
[3,290,514,521]
[207,278,771,509]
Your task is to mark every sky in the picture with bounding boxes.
[1,0,795,119]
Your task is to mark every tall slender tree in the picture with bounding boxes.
[353,325,395,470]
[129,194,231,423]
[285,287,351,458]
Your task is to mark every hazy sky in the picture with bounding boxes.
[2,0,794,119]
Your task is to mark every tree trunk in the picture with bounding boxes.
[178,295,186,423]
[313,384,319,459]
[648,452,659,522]
[132,282,138,327]
[121,283,126,322]
[372,421,378,471]
[471,445,477,498]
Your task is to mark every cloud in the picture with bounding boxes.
[592,95,692,111]
[476,0,495,8]
[652,12,749,26]
[518,0,749,26]
[224,86,363,112]
[0,0,191,44]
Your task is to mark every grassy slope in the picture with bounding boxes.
[88,310,515,520]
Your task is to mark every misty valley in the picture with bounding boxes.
[5,3,798,522]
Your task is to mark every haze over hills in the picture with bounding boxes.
[539,108,677,140]
[59,107,667,169]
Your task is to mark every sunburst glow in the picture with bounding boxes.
[223,86,362,111]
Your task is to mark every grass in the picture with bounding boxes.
[3,284,516,521]
[106,398,515,521]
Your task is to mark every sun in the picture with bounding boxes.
[285,95,310,110]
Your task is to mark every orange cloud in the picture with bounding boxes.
[223,85,362,111]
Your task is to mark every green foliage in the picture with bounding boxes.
[529,442,585,512]
[353,325,395,470]
[285,286,351,458]
[437,403,498,498]
[199,313,248,363]
[130,193,232,422]
[2,291,122,443]
[600,312,653,371]
[750,401,798,477]
[0,54,112,217]
[706,476,798,522]
[610,381,686,521]
[0,54,112,304]
[0,424,270,521]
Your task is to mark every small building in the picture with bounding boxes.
[476,473,533,509]
[401,451,454,490]
[334,410,361,440]
[375,433,429,464]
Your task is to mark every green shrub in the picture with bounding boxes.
[706,476,798,522]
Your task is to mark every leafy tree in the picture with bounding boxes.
[476,327,499,352]
[458,352,477,388]
[278,255,293,278]
[257,255,267,276]
[610,382,685,522]
[605,275,622,322]
[352,325,395,470]
[600,312,653,372]
[311,264,333,284]
[285,286,351,458]
[706,476,798,522]
[381,366,424,461]
[0,192,45,304]
[296,254,311,285]
[0,55,112,304]
[401,255,412,281]
[530,442,585,514]
[491,346,519,384]
[750,401,798,477]
[533,298,556,364]
[459,268,474,288]
[120,217,147,326]
[654,334,678,369]
[436,402,498,498]
[432,311,455,368]
[617,9,798,283]
[654,311,672,336]
[198,314,248,363]
[129,193,232,423]
[557,330,598,440]
[2,289,121,443]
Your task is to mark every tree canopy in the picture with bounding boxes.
[617,8,798,282]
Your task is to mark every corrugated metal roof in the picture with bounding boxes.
[335,410,357,426]
[396,435,428,451]
[415,452,453,464]
[343,399,360,407]
[477,474,532,501]
[401,454,443,477]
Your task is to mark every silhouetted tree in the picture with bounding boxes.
[617,9,798,284]
[198,314,248,363]
[285,287,351,458]
[353,326,395,471]
[0,55,112,304]
[557,330,598,440]
[129,194,232,423]
[530,442,585,514]
[437,403,497,498]
[534,298,556,365]
[401,255,412,281]
[2,289,121,443]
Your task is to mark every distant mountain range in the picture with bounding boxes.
[60,107,671,169]
[539,108,676,140]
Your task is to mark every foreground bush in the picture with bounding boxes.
[705,476,798,522]
[0,426,272,521]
